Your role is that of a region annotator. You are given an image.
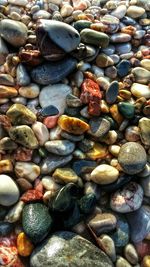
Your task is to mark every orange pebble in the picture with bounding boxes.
[43,115,59,129]
[58,115,89,135]
[110,104,124,125]
[17,232,34,257]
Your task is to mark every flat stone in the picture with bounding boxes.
[9,125,39,149]
[41,154,73,174]
[32,121,49,146]
[8,0,28,6]
[16,64,31,86]
[72,160,97,176]
[31,57,77,85]
[110,182,143,213]
[126,206,150,243]
[139,117,150,146]
[61,131,84,142]
[36,19,80,53]
[88,213,117,235]
[0,174,20,206]
[131,83,150,99]
[88,117,111,138]
[80,29,109,48]
[45,140,75,155]
[105,81,119,104]
[40,105,59,117]
[0,85,18,98]
[117,60,131,77]
[100,174,133,193]
[6,103,36,125]
[127,6,145,18]
[0,74,15,86]
[141,176,150,197]
[86,143,108,160]
[39,84,71,114]
[110,33,131,43]
[118,142,147,175]
[58,115,89,135]
[115,43,132,55]
[52,168,79,184]
[111,5,127,19]
[0,19,28,47]
[19,83,40,99]
[91,164,119,185]
[30,231,113,267]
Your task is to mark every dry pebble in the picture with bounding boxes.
[0,0,149,266]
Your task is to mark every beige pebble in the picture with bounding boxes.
[141,59,150,71]
[52,168,79,184]
[98,234,116,262]
[42,176,61,191]
[142,255,150,267]
[91,164,119,185]
[116,256,132,267]
[32,121,49,146]
[124,243,138,265]
[19,83,40,98]
[49,126,62,140]
[15,162,40,182]
[100,130,118,145]
[131,83,150,99]
[60,4,73,17]
[5,200,24,223]
[125,126,140,142]
[127,6,145,18]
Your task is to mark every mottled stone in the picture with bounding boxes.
[88,213,117,235]
[9,125,39,149]
[15,162,40,182]
[110,182,143,213]
[52,168,79,184]
[88,117,110,138]
[139,117,150,146]
[0,19,28,47]
[0,74,14,86]
[45,140,75,155]
[30,231,113,267]
[118,142,147,175]
[19,84,40,99]
[0,85,18,98]
[58,115,89,135]
[0,137,17,150]
[132,67,150,84]
[6,104,36,125]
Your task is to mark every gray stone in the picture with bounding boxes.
[30,231,113,267]
[88,117,111,138]
[41,154,73,174]
[118,142,147,175]
[45,140,75,155]
[105,81,119,104]
[0,19,28,47]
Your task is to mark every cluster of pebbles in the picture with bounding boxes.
[0,0,150,266]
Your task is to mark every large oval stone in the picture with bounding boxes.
[31,57,77,85]
[30,231,113,267]
[118,142,147,175]
[0,174,20,206]
[0,19,28,47]
[39,84,71,114]
[36,19,80,53]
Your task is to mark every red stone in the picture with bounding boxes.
[20,189,43,203]
[135,240,150,260]
[14,147,33,162]
[80,79,102,116]
[43,115,59,129]
[34,178,44,194]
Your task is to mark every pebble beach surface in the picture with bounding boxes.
[0,0,149,266]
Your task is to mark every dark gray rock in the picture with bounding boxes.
[30,231,114,267]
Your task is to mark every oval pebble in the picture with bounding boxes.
[0,174,20,206]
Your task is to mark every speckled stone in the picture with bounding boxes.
[30,231,113,267]
[118,142,147,175]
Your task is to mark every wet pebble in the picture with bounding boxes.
[0,174,20,206]
[45,140,75,155]
[91,164,119,185]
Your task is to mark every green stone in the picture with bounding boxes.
[74,20,92,32]
[6,103,36,125]
[38,147,48,158]
[118,102,135,119]
[79,193,97,214]
[50,183,79,213]
[30,231,114,267]
[9,125,38,149]
[22,203,53,244]
[80,29,109,48]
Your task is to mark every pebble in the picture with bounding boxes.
[0,174,20,206]
[118,142,147,175]
[22,203,53,244]
[110,33,131,43]
[91,164,119,185]
[16,64,31,86]
[115,43,132,55]
[0,74,14,86]
[9,125,39,149]
[52,168,78,184]
[88,117,111,138]
[105,81,119,104]
[31,57,77,85]
[15,162,40,182]
[118,102,135,119]
[141,59,150,71]
[19,84,40,99]
[39,84,71,114]
[125,126,140,142]
[98,234,116,262]
[111,5,127,19]
[110,182,143,213]
[80,29,109,48]
[0,19,28,47]
[142,255,150,267]
[0,85,18,98]
[88,213,117,235]
[131,83,150,99]
[117,60,131,77]
[41,176,61,192]
[96,53,114,68]
[124,243,139,265]
[116,256,132,267]
[0,222,14,236]
[32,121,49,146]
[30,231,113,267]
[141,176,150,197]
[6,103,36,125]
[5,200,24,223]
[110,215,129,248]
[132,67,150,84]
[36,19,80,53]
[127,6,145,18]
[0,37,8,65]
[126,206,150,243]
[139,117,150,146]
[17,232,34,257]
[41,154,73,174]
[8,0,28,6]
[58,115,89,135]
[45,140,75,155]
